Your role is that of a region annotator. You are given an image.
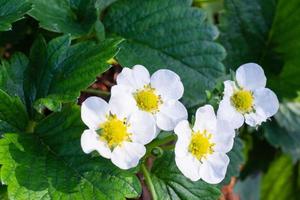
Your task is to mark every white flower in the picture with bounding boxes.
[217,63,279,129]
[110,65,188,132]
[80,96,156,170]
[174,105,234,184]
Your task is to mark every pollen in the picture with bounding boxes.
[230,90,254,113]
[134,85,161,113]
[188,130,215,160]
[99,115,131,149]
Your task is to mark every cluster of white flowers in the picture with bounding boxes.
[80,63,279,184]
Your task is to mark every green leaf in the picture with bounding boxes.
[0,0,31,31]
[103,0,226,108]
[219,136,245,186]
[0,106,142,200]
[23,35,121,112]
[264,102,300,160]
[28,0,100,36]
[0,184,8,200]
[0,52,28,103]
[261,155,300,200]
[0,89,29,135]
[234,173,261,200]
[219,0,300,98]
[149,151,221,200]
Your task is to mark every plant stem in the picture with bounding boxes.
[147,134,176,149]
[82,88,110,96]
[145,134,177,155]
[141,164,158,200]
[26,120,36,133]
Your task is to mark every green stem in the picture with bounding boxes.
[161,144,175,151]
[146,134,177,155]
[141,164,158,200]
[26,120,36,133]
[82,89,110,96]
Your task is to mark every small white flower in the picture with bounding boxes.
[174,105,234,184]
[80,96,156,170]
[217,63,279,129]
[110,65,188,132]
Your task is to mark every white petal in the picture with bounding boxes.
[236,63,266,90]
[111,142,146,170]
[174,120,192,157]
[213,120,235,153]
[81,97,109,130]
[223,80,236,98]
[193,105,217,133]
[116,65,150,90]
[129,111,156,145]
[175,154,202,181]
[200,153,229,184]
[175,139,190,158]
[81,130,111,159]
[111,85,135,97]
[150,69,184,100]
[174,120,192,140]
[244,111,267,127]
[109,93,137,119]
[156,100,188,131]
[217,98,244,129]
[254,88,279,118]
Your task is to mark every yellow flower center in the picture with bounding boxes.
[99,115,131,149]
[230,90,254,113]
[134,85,161,113]
[188,130,215,160]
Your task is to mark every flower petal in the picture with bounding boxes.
[200,153,229,184]
[150,69,184,100]
[174,120,192,157]
[236,63,266,90]
[223,80,236,98]
[109,93,137,119]
[244,111,267,127]
[156,100,188,131]
[175,154,202,181]
[116,65,150,90]
[111,84,135,97]
[129,111,156,145]
[111,142,146,170]
[217,98,244,129]
[81,129,111,159]
[254,88,279,118]
[174,120,192,140]
[81,97,109,130]
[213,120,235,153]
[193,105,217,133]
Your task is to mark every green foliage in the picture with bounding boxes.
[0,89,28,135]
[219,0,300,99]
[0,185,8,200]
[261,155,300,200]
[264,102,300,160]
[0,0,31,31]
[23,35,121,113]
[0,106,142,200]
[0,53,28,103]
[149,151,221,200]
[104,0,226,108]
[28,0,99,37]
[0,0,300,199]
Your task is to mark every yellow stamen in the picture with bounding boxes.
[188,130,215,160]
[99,115,131,149]
[230,90,254,113]
[134,85,161,113]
